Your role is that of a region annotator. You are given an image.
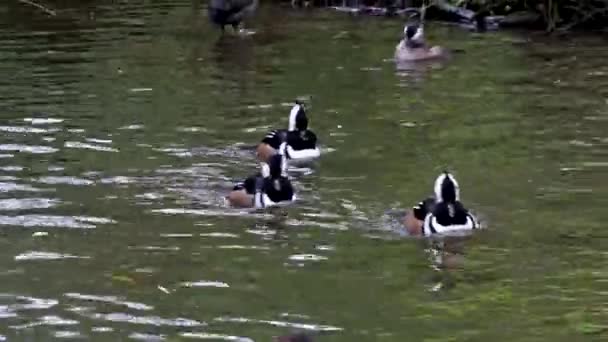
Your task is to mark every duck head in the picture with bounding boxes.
[402,24,426,50]
[288,101,308,132]
[434,171,460,204]
[404,24,423,42]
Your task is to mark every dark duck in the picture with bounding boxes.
[256,101,321,166]
[227,151,295,208]
[403,172,479,236]
[208,0,258,33]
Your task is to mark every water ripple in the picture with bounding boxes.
[213,316,343,332]
[217,245,270,251]
[288,254,329,262]
[0,182,46,192]
[64,141,119,152]
[65,293,153,311]
[2,295,59,310]
[0,144,58,154]
[180,281,230,288]
[53,331,84,339]
[84,312,205,327]
[0,215,115,229]
[0,165,24,172]
[15,251,90,261]
[152,208,273,219]
[85,138,112,145]
[179,332,254,341]
[10,315,79,330]
[23,118,64,125]
[0,198,58,210]
[199,232,240,238]
[0,126,59,134]
[129,332,166,341]
[35,176,94,186]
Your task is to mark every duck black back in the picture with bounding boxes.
[208,0,258,30]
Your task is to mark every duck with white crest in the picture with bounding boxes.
[394,24,447,62]
[256,100,320,166]
[403,171,479,236]
[227,149,295,208]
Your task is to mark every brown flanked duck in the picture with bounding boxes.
[256,101,320,166]
[403,172,479,236]
[227,151,296,209]
[394,24,447,62]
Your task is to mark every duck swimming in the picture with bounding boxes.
[256,101,321,166]
[208,0,258,33]
[394,24,446,62]
[403,172,479,236]
[227,151,295,208]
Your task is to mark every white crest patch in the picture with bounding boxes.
[412,26,424,41]
[288,104,301,131]
[434,173,460,203]
[261,162,270,178]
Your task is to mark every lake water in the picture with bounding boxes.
[0,1,606,341]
